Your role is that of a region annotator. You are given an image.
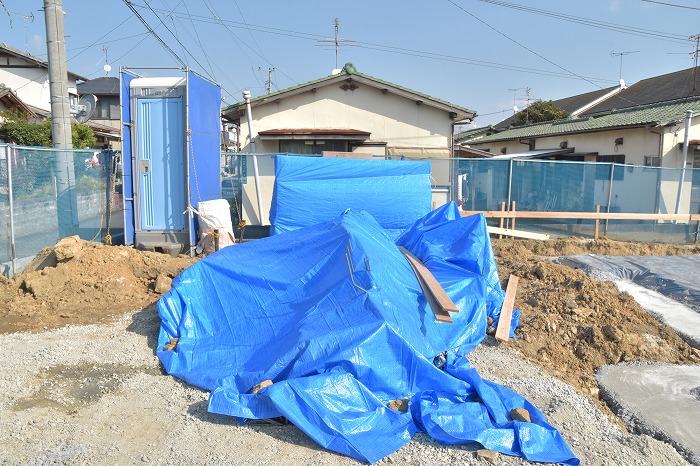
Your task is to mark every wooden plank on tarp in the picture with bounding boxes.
[495,274,519,342]
[399,247,458,323]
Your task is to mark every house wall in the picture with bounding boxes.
[0,59,79,111]
[237,83,458,225]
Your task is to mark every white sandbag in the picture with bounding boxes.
[196,199,236,253]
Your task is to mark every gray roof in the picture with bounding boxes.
[494,86,618,130]
[581,67,700,116]
[77,77,119,95]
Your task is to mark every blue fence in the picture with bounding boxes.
[3,148,699,277]
[0,144,119,276]
[457,158,700,243]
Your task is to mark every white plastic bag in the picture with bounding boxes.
[196,199,236,254]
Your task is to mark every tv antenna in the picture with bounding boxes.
[507,87,526,113]
[610,50,638,83]
[102,45,111,76]
[258,66,275,94]
[317,18,356,72]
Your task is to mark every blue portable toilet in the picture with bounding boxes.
[120,69,222,254]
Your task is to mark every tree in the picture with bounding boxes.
[1,109,97,148]
[1,110,52,146]
[71,122,97,148]
[511,100,569,127]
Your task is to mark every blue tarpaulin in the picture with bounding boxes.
[156,203,578,465]
[269,156,432,237]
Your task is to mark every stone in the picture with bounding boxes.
[476,449,499,464]
[601,324,621,342]
[54,235,84,261]
[154,273,172,294]
[510,407,531,423]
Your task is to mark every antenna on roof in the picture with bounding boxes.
[610,50,638,83]
[317,17,356,74]
[102,45,111,76]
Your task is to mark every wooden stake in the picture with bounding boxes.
[499,201,506,239]
[594,205,600,240]
[495,275,519,342]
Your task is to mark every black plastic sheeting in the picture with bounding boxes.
[554,255,700,313]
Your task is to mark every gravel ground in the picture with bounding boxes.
[0,305,690,466]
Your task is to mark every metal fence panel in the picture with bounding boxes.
[0,145,116,276]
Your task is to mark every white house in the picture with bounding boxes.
[222,63,475,225]
[0,42,85,116]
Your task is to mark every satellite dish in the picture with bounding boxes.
[75,94,97,123]
[103,64,112,74]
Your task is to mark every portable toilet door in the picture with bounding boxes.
[130,77,188,254]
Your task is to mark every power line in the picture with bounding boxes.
[476,0,689,43]
[641,0,700,11]
[447,0,606,90]
[121,0,186,67]
[138,5,615,85]
[140,0,218,82]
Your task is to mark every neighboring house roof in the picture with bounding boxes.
[455,125,496,140]
[0,85,35,116]
[464,97,700,144]
[581,66,700,116]
[77,77,119,95]
[222,63,475,122]
[493,85,619,130]
[0,42,87,82]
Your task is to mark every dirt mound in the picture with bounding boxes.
[492,237,700,414]
[0,236,196,333]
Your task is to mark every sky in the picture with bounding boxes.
[2,0,700,127]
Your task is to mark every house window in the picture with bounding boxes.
[596,154,626,180]
[95,96,120,120]
[280,140,348,155]
[644,156,660,167]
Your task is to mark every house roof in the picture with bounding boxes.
[77,77,119,95]
[464,97,700,144]
[0,85,35,116]
[222,63,475,122]
[0,43,87,82]
[581,67,700,116]
[492,86,620,130]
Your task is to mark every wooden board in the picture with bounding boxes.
[462,210,700,222]
[399,247,458,322]
[495,275,519,342]
[487,226,550,240]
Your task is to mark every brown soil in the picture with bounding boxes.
[1,235,699,421]
[0,236,196,334]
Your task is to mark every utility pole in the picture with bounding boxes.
[259,66,274,94]
[44,0,72,148]
[44,0,77,237]
[690,34,700,92]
